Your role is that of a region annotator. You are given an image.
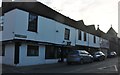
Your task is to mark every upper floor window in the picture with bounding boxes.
[84,32,87,41]
[27,45,39,56]
[28,13,38,32]
[64,28,70,40]
[94,36,96,43]
[78,30,82,40]
[0,17,4,31]
[0,26,3,31]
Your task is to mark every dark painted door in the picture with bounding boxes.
[14,42,21,65]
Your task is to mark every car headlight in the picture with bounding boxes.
[95,55,101,57]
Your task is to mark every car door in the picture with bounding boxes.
[80,52,88,62]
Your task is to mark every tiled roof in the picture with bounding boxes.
[2,2,108,37]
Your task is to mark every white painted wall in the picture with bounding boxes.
[0,16,3,41]
[2,10,16,41]
[2,9,109,50]
[0,32,2,41]
[76,30,100,48]
[76,30,88,46]
[88,34,100,48]
[2,43,15,66]
[18,43,45,66]
[11,9,76,46]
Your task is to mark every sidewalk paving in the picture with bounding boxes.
[2,62,66,73]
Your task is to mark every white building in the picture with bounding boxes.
[1,2,109,66]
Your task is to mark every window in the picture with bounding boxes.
[27,45,39,56]
[64,28,70,40]
[0,17,4,31]
[2,44,5,56]
[45,46,60,59]
[28,13,38,32]
[84,32,87,41]
[94,36,96,43]
[0,26,3,31]
[78,30,82,40]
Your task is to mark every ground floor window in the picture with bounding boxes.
[45,46,70,59]
[27,45,39,56]
[45,46,60,59]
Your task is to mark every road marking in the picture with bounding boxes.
[114,65,118,71]
[98,65,118,72]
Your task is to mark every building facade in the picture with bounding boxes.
[1,2,109,66]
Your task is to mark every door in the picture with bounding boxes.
[14,42,21,65]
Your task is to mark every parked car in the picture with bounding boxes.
[66,50,93,65]
[107,51,117,58]
[92,51,106,61]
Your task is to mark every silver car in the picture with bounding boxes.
[66,50,93,65]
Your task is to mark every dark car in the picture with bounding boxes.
[66,50,93,65]
[107,51,117,58]
[93,51,106,61]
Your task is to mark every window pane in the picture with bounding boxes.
[27,45,39,56]
[84,32,86,41]
[2,44,5,56]
[45,46,60,59]
[64,28,70,40]
[78,30,81,40]
[28,13,38,32]
[94,36,96,43]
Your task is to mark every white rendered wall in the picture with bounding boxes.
[3,9,108,49]
[12,9,76,46]
[0,32,2,41]
[2,43,15,66]
[88,34,100,48]
[3,9,104,48]
[18,43,45,66]
[2,10,16,41]
[76,30,88,46]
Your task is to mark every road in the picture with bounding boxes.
[2,57,119,74]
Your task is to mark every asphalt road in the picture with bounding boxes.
[2,57,119,74]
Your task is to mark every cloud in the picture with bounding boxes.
[38,0,118,33]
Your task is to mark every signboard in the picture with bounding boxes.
[15,34,27,38]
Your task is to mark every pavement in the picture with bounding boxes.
[1,57,120,74]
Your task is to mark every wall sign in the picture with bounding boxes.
[15,34,27,38]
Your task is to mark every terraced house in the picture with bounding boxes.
[0,2,109,66]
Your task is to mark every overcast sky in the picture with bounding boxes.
[37,0,119,33]
[1,0,119,33]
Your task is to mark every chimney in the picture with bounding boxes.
[97,25,99,30]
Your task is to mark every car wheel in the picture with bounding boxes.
[90,58,93,63]
[67,62,72,65]
[80,59,84,64]
[99,57,103,61]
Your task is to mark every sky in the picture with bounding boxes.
[0,0,119,33]
[37,0,119,33]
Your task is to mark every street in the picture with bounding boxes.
[2,57,119,74]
